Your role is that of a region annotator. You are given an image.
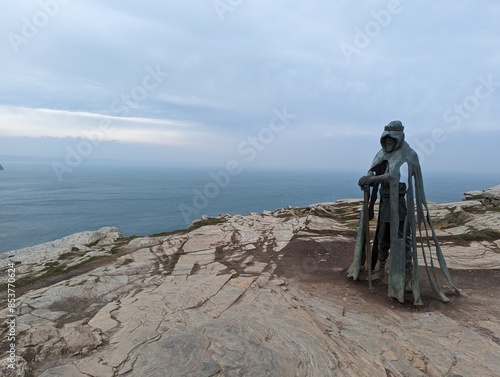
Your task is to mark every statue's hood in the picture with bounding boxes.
[380,129,405,152]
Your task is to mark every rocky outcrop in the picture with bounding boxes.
[464,184,500,207]
[2,227,123,282]
[1,198,500,377]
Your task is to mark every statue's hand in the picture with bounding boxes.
[358,175,372,188]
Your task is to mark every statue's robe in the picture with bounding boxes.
[347,128,460,305]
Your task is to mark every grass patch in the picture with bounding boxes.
[275,213,293,219]
[165,250,183,274]
[347,222,361,233]
[308,229,342,236]
[442,228,500,246]
[120,258,134,266]
[433,208,470,230]
[313,212,339,220]
[332,206,348,214]
[344,229,359,238]
[47,256,104,277]
[189,217,226,230]
[0,276,37,291]
[486,206,500,213]
[148,229,188,238]
[0,255,105,291]
[110,246,122,255]
[274,208,307,219]
[58,252,76,260]
[292,227,358,240]
[343,213,362,221]
[311,202,360,220]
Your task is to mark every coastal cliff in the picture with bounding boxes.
[1,187,500,376]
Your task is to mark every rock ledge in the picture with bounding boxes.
[1,194,500,377]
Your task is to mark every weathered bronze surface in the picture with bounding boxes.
[347,121,459,305]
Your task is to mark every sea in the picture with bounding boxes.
[1,158,499,254]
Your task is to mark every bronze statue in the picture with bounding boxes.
[347,121,460,305]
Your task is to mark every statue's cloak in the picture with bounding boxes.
[347,128,459,305]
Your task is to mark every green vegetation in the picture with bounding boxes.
[275,213,293,219]
[311,203,360,222]
[293,228,358,239]
[433,208,470,230]
[58,252,76,260]
[441,227,500,246]
[486,206,500,213]
[110,246,122,255]
[165,250,183,274]
[189,217,226,230]
[344,228,360,238]
[147,218,227,238]
[120,258,134,266]
[347,221,361,233]
[47,256,103,277]
[148,229,188,238]
[0,255,104,291]
[275,207,308,218]
[343,213,362,221]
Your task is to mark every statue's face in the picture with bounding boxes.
[384,137,396,152]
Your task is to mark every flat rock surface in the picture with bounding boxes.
[1,197,500,376]
[464,184,500,206]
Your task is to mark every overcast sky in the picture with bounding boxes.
[1,0,499,173]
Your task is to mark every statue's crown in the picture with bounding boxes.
[384,120,404,132]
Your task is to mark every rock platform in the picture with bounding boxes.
[1,192,500,376]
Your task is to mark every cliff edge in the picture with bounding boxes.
[1,187,500,376]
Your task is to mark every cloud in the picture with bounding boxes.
[0,105,205,146]
[0,0,499,171]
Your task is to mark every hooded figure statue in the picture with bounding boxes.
[347,120,460,305]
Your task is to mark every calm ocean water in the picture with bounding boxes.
[1,158,499,253]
